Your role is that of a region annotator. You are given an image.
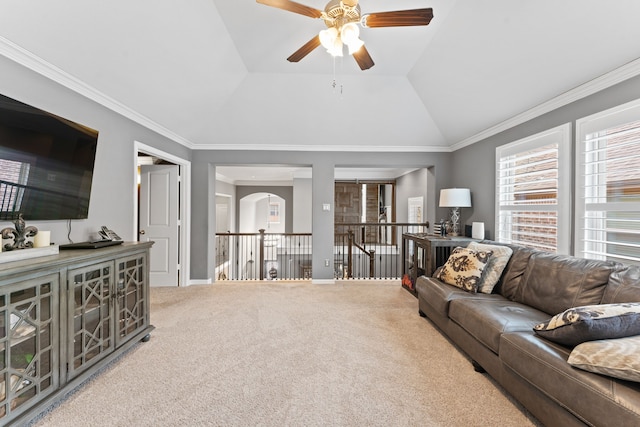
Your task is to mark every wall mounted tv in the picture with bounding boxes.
[0,93,99,221]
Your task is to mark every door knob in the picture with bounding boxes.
[139,230,146,235]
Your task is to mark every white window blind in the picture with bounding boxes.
[0,158,29,216]
[495,124,571,253]
[576,99,640,265]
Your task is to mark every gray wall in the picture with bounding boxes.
[451,74,640,243]
[0,55,191,246]
[396,168,437,232]
[293,177,312,233]
[191,151,450,281]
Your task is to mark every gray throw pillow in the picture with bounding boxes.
[533,302,640,347]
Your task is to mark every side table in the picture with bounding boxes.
[401,233,477,297]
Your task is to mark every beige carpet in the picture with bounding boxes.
[33,281,539,426]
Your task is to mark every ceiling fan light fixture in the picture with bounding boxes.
[257,0,433,70]
[327,38,344,57]
[347,38,364,55]
[340,22,359,45]
[319,27,338,50]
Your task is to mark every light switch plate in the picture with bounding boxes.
[322,203,331,211]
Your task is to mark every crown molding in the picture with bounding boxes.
[451,57,640,152]
[0,35,196,149]
[193,143,452,152]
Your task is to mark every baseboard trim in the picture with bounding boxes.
[311,279,336,285]
[188,278,212,286]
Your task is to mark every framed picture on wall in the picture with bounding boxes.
[268,202,280,224]
[408,196,424,233]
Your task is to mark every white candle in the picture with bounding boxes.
[34,231,51,248]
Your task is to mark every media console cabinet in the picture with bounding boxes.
[0,241,154,425]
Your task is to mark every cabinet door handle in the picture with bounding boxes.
[114,279,126,298]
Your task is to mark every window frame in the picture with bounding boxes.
[495,123,572,254]
[575,98,640,264]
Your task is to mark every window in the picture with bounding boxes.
[268,201,280,224]
[576,99,640,265]
[495,124,571,253]
[0,158,30,219]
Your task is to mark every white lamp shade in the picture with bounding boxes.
[340,22,360,45]
[319,27,338,50]
[347,38,364,55]
[439,188,471,208]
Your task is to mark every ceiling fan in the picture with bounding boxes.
[257,0,434,70]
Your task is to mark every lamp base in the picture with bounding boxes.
[449,207,461,236]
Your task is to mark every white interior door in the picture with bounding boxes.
[139,164,179,287]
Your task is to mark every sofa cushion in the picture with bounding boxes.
[602,265,640,304]
[448,298,549,354]
[496,245,538,300]
[533,302,640,346]
[569,335,640,382]
[514,253,617,315]
[416,276,499,318]
[435,246,492,293]
[467,242,513,294]
[500,331,640,426]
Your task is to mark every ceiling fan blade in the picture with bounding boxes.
[287,35,321,62]
[352,45,374,70]
[362,8,434,28]
[257,0,323,19]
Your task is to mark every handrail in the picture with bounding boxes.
[215,221,429,280]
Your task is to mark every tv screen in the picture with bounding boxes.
[0,93,99,221]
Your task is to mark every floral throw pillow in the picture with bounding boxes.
[436,246,493,293]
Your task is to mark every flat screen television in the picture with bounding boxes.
[0,93,99,221]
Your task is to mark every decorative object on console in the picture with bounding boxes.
[472,222,485,239]
[1,214,38,251]
[439,188,471,237]
[34,231,50,248]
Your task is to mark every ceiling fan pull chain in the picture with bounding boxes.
[332,55,337,92]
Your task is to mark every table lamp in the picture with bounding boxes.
[439,188,471,236]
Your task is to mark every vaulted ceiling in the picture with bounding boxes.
[1,1,640,152]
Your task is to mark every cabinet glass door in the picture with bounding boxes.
[115,254,148,346]
[0,275,58,421]
[68,261,115,379]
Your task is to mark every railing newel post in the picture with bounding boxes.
[259,229,265,280]
[347,229,354,279]
[369,249,376,278]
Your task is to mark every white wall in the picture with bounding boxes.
[239,193,285,233]
[239,197,257,233]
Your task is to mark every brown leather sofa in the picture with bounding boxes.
[416,242,640,427]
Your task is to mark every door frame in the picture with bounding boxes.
[133,141,191,287]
